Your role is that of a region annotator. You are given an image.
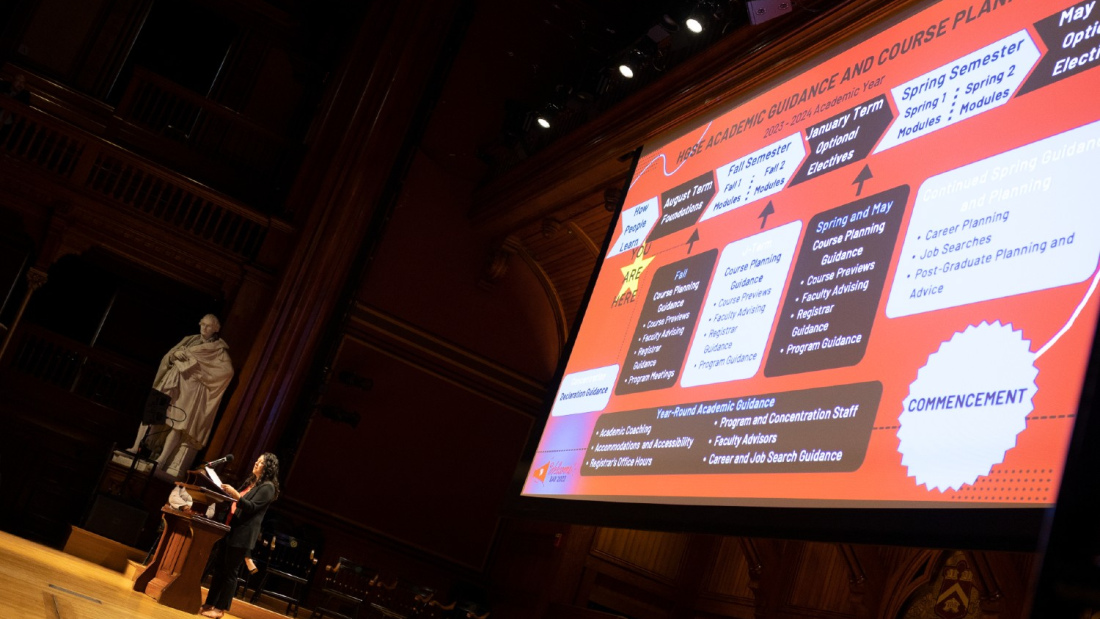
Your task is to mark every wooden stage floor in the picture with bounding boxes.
[0,529,291,619]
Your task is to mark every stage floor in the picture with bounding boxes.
[0,529,290,618]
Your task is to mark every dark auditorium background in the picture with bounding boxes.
[0,0,1096,617]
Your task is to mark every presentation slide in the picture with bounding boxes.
[522,0,1100,508]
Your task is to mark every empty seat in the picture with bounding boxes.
[311,557,377,619]
[453,601,490,619]
[412,597,455,619]
[248,532,319,617]
[369,578,427,618]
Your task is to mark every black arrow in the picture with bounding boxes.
[758,201,775,229]
[853,164,873,196]
[686,229,700,254]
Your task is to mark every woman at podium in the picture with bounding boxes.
[200,453,280,618]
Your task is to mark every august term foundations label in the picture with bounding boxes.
[765,186,910,376]
[583,382,881,476]
[647,171,717,243]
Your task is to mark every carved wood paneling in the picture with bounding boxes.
[879,548,941,619]
[962,549,1038,619]
[586,577,672,619]
[591,527,689,585]
[897,551,985,619]
[703,536,755,600]
[693,535,757,617]
[565,528,1041,619]
[786,542,853,614]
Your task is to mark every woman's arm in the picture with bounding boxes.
[233,482,275,518]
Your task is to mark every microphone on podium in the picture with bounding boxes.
[204,454,234,468]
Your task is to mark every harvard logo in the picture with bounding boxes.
[934,558,975,619]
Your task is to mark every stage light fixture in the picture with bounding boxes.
[618,47,650,79]
[684,0,712,33]
[537,115,551,129]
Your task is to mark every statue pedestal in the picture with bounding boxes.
[160,442,198,479]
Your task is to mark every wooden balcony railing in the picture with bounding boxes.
[2,324,153,416]
[0,94,290,262]
[116,67,299,197]
[0,106,85,178]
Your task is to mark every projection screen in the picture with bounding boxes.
[520,0,1100,516]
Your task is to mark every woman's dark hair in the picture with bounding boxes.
[244,452,280,498]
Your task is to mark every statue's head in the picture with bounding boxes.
[199,314,221,340]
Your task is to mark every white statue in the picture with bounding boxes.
[130,314,234,476]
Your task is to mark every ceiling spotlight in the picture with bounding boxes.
[685,17,703,33]
[536,115,551,129]
[618,47,647,79]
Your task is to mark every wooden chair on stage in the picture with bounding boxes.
[414,595,455,619]
[247,532,319,617]
[407,584,439,617]
[219,508,298,601]
[408,597,488,619]
[453,601,491,619]
[369,577,425,618]
[310,556,377,619]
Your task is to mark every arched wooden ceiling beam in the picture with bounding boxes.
[481,235,569,352]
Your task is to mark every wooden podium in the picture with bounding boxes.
[133,468,233,612]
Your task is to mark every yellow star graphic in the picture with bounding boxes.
[618,249,654,299]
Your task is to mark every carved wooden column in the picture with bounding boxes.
[740,537,773,619]
[0,265,46,360]
[966,550,1006,619]
[527,522,597,618]
[205,0,463,472]
[839,543,872,619]
[670,534,720,619]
